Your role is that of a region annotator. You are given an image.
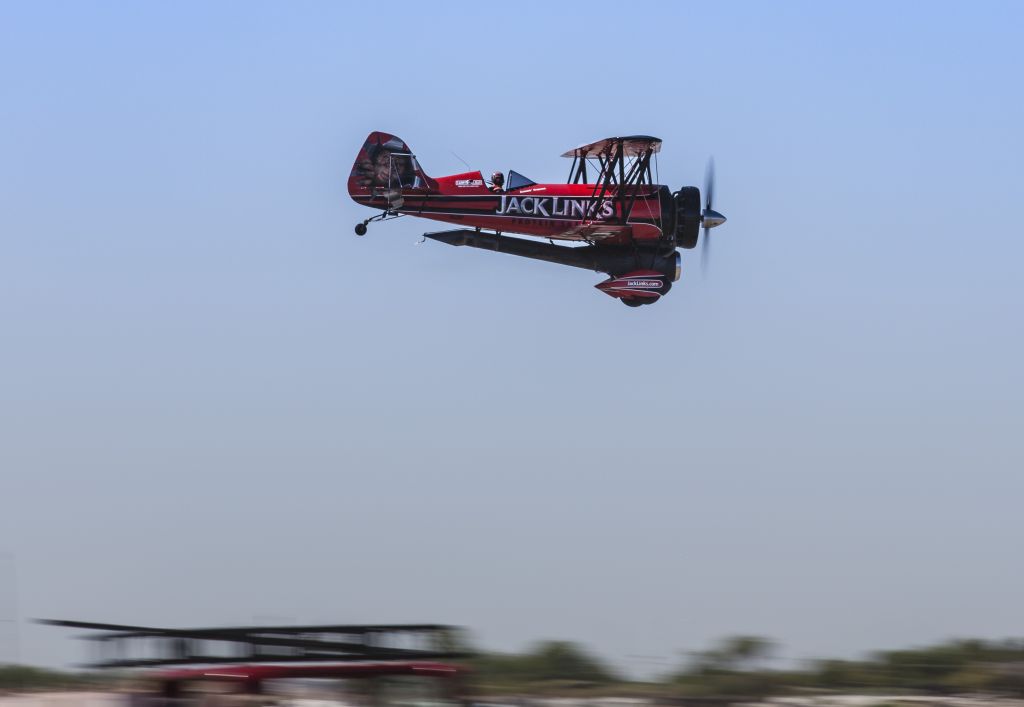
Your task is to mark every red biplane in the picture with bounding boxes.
[42,619,470,706]
[348,132,726,307]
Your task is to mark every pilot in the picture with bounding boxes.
[488,171,504,193]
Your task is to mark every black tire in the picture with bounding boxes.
[674,186,701,249]
[354,223,367,236]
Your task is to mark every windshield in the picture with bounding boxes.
[505,170,537,190]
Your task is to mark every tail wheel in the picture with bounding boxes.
[674,186,701,249]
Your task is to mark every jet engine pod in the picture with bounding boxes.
[596,269,672,307]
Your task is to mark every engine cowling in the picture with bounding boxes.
[674,186,701,249]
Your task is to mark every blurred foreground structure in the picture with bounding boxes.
[5,693,1024,707]
[7,634,1024,705]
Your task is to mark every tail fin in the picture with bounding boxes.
[348,132,434,198]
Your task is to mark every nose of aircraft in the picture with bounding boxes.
[702,208,727,229]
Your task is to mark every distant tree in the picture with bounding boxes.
[669,636,778,698]
[0,665,110,691]
[471,640,617,687]
[526,641,618,683]
[694,635,775,673]
[944,666,995,693]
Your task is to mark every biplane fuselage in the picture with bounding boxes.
[352,170,672,247]
[348,132,724,306]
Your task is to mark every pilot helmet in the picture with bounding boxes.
[491,171,504,185]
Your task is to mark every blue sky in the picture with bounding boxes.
[1,1,1022,675]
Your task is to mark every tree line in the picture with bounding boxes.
[470,635,1024,696]
[6,635,1024,696]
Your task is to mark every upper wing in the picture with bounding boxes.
[561,135,662,158]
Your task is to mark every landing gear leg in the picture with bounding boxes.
[355,210,403,236]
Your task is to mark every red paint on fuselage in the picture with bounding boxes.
[348,132,668,246]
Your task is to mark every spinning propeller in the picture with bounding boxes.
[701,158,727,273]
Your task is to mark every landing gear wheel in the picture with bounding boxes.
[621,298,646,307]
[354,222,367,236]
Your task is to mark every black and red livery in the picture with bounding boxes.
[349,132,726,307]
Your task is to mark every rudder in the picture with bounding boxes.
[348,132,434,198]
